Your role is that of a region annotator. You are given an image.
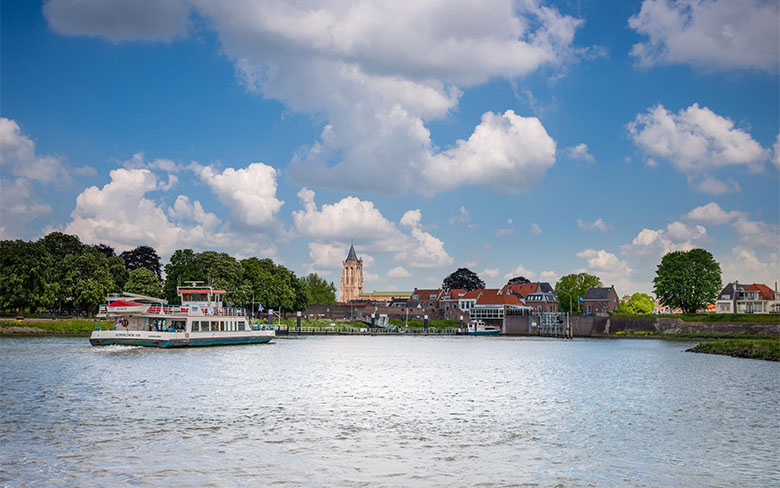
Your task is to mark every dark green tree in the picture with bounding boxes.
[618,292,655,314]
[442,268,485,292]
[0,240,53,313]
[107,255,129,292]
[555,273,603,313]
[300,273,337,305]
[60,250,114,314]
[91,243,116,258]
[653,249,722,314]
[40,232,84,261]
[507,276,531,285]
[124,268,164,298]
[120,245,162,279]
[163,249,199,303]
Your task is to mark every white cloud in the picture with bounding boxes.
[44,0,191,42]
[564,143,595,162]
[628,103,770,192]
[0,117,72,185]
[683,202,746,225]
[628,0,780,72]
[692,176,740,195]
[577,249,632,275]
[64,168,273,258]
[0,178,53,238]
[398,209,454,268]
[720,247,780,286]
[194,162,283,229]
[294,190,452,270]
[496,218,514,237]
[530,223,542,235]
[540,270,557,282]
[123,152,182,173]
[293,187,398,244]
[387,266,412,278]
[307,242,347,269]
[622,221,707,255]
[481,268,500,278]
[504,264,537,281]
[577,218,612,232]
[732,218,779,249]
[419,110,557,194]
[44,1,581,195]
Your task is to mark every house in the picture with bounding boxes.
[469,289,531,325]
[458,289,483,314]
[500,282,554,299]
[582,286,620,315]
[715,282,779,314]
[439,289,466,320]
[523,291,558,313]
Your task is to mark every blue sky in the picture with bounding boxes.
[1,0,778,296]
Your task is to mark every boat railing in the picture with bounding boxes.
[146,305,248,318]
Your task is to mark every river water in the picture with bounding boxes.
[1,336,778,487]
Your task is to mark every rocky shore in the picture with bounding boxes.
[687,339,780,362]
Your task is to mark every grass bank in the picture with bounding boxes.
[614,331,778,340]
[0,318,105,335]
[686,339,780,361]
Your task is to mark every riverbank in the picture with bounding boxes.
[0,318,104,335]
[687,339,780,361]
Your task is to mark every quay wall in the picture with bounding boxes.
[503,315,780,337]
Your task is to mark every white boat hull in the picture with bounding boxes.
[90,329,274,347]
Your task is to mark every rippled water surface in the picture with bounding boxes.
[1,336,779,487]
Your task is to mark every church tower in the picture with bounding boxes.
[340,243,363,303]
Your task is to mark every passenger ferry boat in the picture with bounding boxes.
[90,285,274,347]
[457,319,500,336]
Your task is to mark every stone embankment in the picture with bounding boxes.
[503,315,780,337]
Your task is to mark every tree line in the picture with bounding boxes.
[0,232,337,315]
[439,247,723,315]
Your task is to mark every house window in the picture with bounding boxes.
[587,305,592,314]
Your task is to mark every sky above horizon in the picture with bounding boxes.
[1,0,779,297]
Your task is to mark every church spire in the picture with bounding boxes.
[346,240,359,262]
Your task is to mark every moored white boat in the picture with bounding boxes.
[457,319,500,336]
[90,287,274,347]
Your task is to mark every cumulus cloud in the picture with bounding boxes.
[0,117,72,185]
[0,178,53,238]
[44,1,581,194]
[720,247,780,285]
[530,223,542,235]
[628,103,770,192]
[577,249,632,275]
[44,0,191,42]
[622,221,708,256]
[63,167,274,258]
[628,0,780,72]
[564,143,595,162]
[387,266,412,278]
[577,218,612,232]
[293,189,452,270]
[683,202,746,225]
[732,218,779,249]
[194,162,283,229]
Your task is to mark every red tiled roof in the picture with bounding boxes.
[411,289,442,298]
[501,283,538,297]
[445,288,466,299]
[476,293,525,306]
[746,283,775,300]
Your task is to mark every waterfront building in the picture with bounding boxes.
[340,244,363,303]
[358,290,412,303]
[715,282,779,314]
[582,286,620,316]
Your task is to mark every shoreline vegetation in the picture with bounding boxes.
[686,340,780,362]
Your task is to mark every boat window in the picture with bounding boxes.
[211,320,218,331]
[172,320,186,331]
[191,321,199,332]
[220,321,225,331]
[238,321,245,331]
